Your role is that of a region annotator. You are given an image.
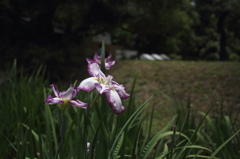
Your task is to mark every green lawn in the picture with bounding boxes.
[108,60,240,132]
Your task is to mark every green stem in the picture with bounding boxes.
[90,93,100,108]
[84,93,99,159]
[55,108,67,159]
[100,41,106,74]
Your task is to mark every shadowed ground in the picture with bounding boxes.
[108,60,240,132]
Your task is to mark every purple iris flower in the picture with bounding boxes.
[86,52,115,70]
[44,84,87,109]
[77,63,130,114]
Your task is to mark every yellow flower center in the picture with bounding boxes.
[63,99,68,104]
[99,76,105,84]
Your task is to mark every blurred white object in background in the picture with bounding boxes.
[159,54,171,60]
[151,53,164,60]
[140,53,155,61]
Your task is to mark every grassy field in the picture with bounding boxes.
[108,60,240,132]
[1,60,239,158]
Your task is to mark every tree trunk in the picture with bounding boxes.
[217,11,229,61]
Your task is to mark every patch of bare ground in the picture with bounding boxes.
[108,60,240,132]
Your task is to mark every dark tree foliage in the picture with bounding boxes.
[194,0,240,60]
[0,0,134,81]
[1,0,240,78]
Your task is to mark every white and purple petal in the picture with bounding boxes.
[105,60,115,70]
[88,63,105,78]
[105,90,126,114]
[86,58,96,64]
[50,84,60,97]
[68,99,87,108]
[112,81,130,99]
[87,142,90,153]
[94,52,101,61]
[58,91,66,98]
[95,83,111,94]
[44,95,64,104]
[105,53,112,61]
[104,75,113,85]
[62,84,77,100]
[77,77,99,92]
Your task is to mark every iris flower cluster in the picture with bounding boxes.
[44,53,130,114]
[86,52,115,70]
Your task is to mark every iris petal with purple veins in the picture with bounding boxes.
[112,81,131,99]
[44,84,87,109]
[105,90,126,114]
[86,52,115,70]
[77,63,129,114]
[78,77,99,92]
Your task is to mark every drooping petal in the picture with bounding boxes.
[77,77,99,92]
[44,95,64,104]
[62,84,77,100]
[105,90,126,114]
[105,60,115,70]
[88,63,105,78]
[112,81,130,99]
[68,99,87,108]
[95,83,111,94]
[50,84,59,97]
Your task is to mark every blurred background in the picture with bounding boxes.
[1,0,240,82]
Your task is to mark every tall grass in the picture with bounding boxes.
[0,60,47,158]
[0,59,239,159]
[175,100,240,159]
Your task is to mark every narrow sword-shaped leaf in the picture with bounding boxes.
[209,130,240,159]
[108,97,152,159]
